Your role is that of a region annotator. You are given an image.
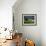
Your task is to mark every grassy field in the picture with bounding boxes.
[24,19,34,24]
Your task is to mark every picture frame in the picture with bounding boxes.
[22,14,37,26]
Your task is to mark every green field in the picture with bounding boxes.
[24,19,34,24]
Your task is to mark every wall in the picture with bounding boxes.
[41,0,46,46]
[13,0,41,46]
[0,0,16,30]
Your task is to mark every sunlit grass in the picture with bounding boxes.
[24,19,34,24]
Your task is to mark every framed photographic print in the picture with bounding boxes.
[22,14,37,26]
